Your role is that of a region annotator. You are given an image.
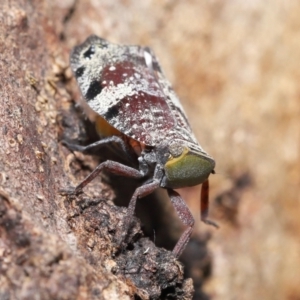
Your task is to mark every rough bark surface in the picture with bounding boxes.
[2,1,300,300]
[0,1,195,299]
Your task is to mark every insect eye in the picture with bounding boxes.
[169,142,184,158]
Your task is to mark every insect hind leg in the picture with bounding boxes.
[62,135,135,163]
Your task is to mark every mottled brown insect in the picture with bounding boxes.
[65,36,217,257]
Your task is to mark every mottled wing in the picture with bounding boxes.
[70,36,201,150]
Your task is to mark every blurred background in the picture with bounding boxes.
[57,0,300,299]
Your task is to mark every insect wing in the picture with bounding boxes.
[70,36,199,148]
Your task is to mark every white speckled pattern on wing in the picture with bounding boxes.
[70,36,205,152]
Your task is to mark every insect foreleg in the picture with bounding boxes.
[167,189,195,258]
[201,180,219,228]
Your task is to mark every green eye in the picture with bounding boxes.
[164,147,215,189]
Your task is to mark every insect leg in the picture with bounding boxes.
[118,180,160,247]
[201,180,219,228]
[167,189,195,258]
[64,160,143,195]
[62,136,133,160]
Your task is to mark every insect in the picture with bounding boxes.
[66,36,216,257]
